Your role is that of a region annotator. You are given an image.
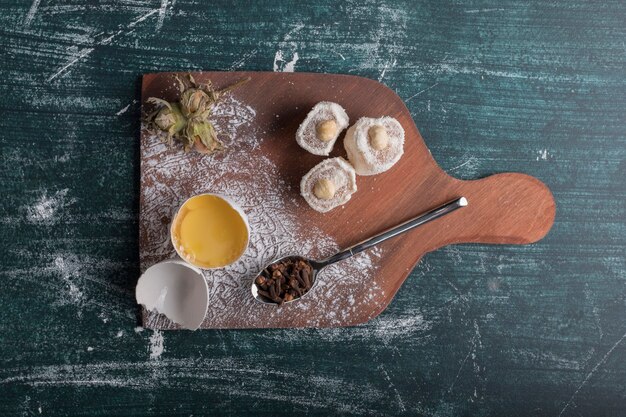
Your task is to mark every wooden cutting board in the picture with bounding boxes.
[139,71,555,329]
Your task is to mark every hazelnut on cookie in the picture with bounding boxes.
[344,117,405,176]
[300,157,357,213]
[296,102,349,156]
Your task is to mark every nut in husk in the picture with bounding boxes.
[151,101,186,143]
[144,74,250,155]
[179,88,212,118]
[184,120,223,154]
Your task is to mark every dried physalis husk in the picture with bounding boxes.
[184,120,224,154]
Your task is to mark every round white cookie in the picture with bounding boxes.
[300,157,357,213]
[344,116,405,176]
[296,102,349,156]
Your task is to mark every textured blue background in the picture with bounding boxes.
[1,0,625,415]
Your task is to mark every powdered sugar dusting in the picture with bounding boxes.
[140,89,385,329]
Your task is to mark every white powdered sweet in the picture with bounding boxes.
[296,102,349,156]
[344,117,405,176]
[300,157,357,213]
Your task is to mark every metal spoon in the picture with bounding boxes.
[251,197,468,305]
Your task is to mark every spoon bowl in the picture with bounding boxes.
[251,197,468,305]
[251,255,323,305]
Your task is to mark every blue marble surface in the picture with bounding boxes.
[0,1,625,415]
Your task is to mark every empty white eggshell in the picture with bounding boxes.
[135,259,209,330]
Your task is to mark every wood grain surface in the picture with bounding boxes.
[1,1,624,416]
[140,71,555,328]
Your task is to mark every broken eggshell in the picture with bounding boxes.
[135,259,209,330]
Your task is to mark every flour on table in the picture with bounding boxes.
[148,330,164,360]
[26,188,75,225]
[140,92,384,329]
[273,50,299,72]
[536,148,552,161]
[53,255,85,309]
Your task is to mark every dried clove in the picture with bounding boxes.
[255,257,314,304]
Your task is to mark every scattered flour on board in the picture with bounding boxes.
[148,330,164,360]
[140,86,385,329]
[257,307,432,346]
[26,188,75,224]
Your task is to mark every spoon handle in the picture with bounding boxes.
[320,197,468,267]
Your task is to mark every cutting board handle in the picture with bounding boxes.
[440,172,556,247]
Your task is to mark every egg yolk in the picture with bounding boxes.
[172,195,248,269]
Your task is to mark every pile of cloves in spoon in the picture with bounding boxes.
[255,257,314,304]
